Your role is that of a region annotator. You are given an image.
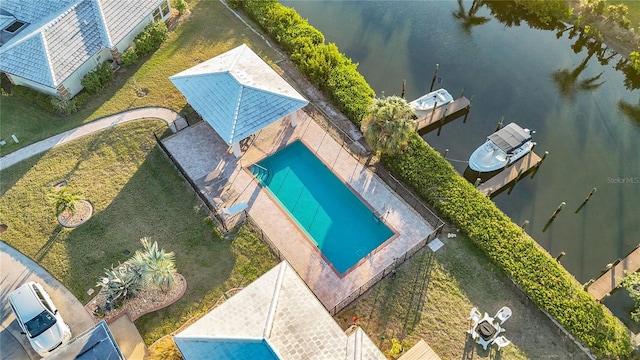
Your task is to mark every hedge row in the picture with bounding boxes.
[230,0,632,357]
[234,0,374,125]
[381,135,631,358]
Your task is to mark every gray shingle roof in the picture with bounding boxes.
[169,44,308,145]
[174,261,386,360]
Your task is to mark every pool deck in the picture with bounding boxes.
[162,110,435,311]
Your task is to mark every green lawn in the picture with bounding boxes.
[0,0,282,156]
[0,120,278,344]
[337,233,591,359]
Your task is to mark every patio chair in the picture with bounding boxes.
[469,307,482,324]
[493,335,511,350]
[467,307,482,339]
[495,306,512,324]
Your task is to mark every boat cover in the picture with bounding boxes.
[488,123,531,153]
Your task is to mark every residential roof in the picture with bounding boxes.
[488,122,532,153]
[174,261,386,360]
[0,0,164,88]
[169,44,308,145]
[47,320,125,360]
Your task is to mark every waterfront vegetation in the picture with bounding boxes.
[233,0,633,357]
[1,0,639,357]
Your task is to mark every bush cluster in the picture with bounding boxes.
[81,61,114,94]
[11,85,57,114]
[233,1,633,357]
[134,21,168,56]
[121,47,139,66]
[238,0,374,125]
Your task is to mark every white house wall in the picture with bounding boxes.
[8,75,58,97]
[61,47,114,98]
[114,3,172,53]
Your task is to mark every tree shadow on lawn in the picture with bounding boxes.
[62,146,236,305]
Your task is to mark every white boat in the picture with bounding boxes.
[409,88,454,112]
[468,123,533,173]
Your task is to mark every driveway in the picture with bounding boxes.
[0,242,95,359]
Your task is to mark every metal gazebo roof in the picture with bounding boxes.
[169,44,308,147]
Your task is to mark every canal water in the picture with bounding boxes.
[281,0,640,319]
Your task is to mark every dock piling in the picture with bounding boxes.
[429,64,439,92]
[463,96,473,123]
[575,187,597,213]
[543,201,566,232]
[555,251,566,262]
[442,148,449,158]
[401,79,406,99]
[496,116,504,131]
[521,220,529,230]
[474,178,481,187]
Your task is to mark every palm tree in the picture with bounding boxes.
[127,237,177,291]
[48,186,82,217]
[361,96,416,156]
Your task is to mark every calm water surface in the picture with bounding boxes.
[281,0,640,287]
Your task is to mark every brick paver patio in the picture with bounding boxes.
[162,109,435,311]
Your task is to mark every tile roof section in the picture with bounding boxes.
[47,320,125,360]
[43,0,106,85]
[174,262,386,360]
[0,34,55,86]
[0,15,17,30]
[97,0,164,47]
[0,0,160,88]
[0,0,72,25]
[169,44,308,145]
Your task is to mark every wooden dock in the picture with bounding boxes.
[415,96,471,133]
[587,244,640,301]
[476,151,542,196]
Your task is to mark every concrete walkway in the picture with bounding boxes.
[0,107,187,171]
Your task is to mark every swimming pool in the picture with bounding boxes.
[251,140,394,274]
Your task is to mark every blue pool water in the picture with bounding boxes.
[251,141,393,274]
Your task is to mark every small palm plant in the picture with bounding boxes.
[127,237,177,291]
[361,96,416,156]
[48,186,83,217]
[97,263,144,304]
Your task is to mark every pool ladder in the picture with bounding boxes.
[252,164,269,183]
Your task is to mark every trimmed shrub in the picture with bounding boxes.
[121,47,139,66]
[51,96,78,115]
[631,48,640,74]
[239,0,374,124]
[81,61,114,94]
[174,0,188,14]
[134,21,168,55]
[11,86,57,114]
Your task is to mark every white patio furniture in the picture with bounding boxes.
[471,313,503,350]
[493,335,511,350]
[495,306,512,324]
[469,307,482,324]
